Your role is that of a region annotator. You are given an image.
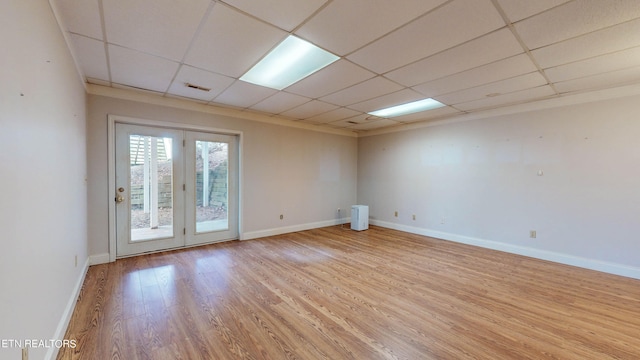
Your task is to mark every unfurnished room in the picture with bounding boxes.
[2,0,640,359]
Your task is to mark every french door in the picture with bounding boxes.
[115,123,238,257]
[185,131,238,246]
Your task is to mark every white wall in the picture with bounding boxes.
[358,94,640,279]
[0,1,88,359]
[87,93,357,257]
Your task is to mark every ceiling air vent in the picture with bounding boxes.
[186,83,211,92]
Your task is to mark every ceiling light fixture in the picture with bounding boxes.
[368,98,445,118]
[240,35,339,90]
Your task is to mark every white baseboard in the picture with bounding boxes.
[241,218,349,240]
[45,257,89,360]
[89,253,111,265]
[371,219,640,280]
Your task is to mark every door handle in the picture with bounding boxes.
[115,187,125,203]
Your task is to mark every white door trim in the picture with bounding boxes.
[107,114,244,262]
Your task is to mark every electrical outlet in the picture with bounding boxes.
[440,217,445,224]
[394,211,398,217]
[530,230,537,238]
[280,214,283,220]
[412,214,416,220]
[22,347,28,360]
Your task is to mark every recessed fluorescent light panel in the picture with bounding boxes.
[240,35,339,90]
[368,98,445,118]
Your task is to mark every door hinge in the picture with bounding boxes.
[183,184,186,191]
[184,228,186,235]
[183,139,186,147]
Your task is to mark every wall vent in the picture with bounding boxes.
[186,83,211,92]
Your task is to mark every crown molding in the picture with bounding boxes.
[360,82,640,137]
[86,84,358,138]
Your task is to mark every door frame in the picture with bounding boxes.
[107,114,244,262]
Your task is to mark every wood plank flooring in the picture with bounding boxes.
[58,226,640,359]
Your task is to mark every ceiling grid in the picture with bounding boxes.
[52,0,640,132]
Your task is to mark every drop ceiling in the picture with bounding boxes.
[52,0,640,133]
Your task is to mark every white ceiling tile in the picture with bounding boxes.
[302,107,363,124]
[349,119,401,130]
[295,119,323,125]
[285,60,375,99]
[108,45,179,92]
[325,115,370,128]
[348,0,505,74]
[321,77,404,106]
[515,0,640,50]
[324,121,354,129]
[212,81,277,108]
[532,18,640,69]
[495,0,571,22]
[413,54,538,98]
[53,0,103,39]
[279,100,338,119]
[250,92,311,114]
[348,88,426,113]
[112,83,165,96]
[436,72,548,105]
[69,34,109,80]
[554,66,640,94]
[454,85,556,111]
[295,0,448,56]
[545,46,640,83]
[103,0,211,61]
[386,28,524,86]
[166,66,235,101]
[222,0,327,31]
[393,106,462,123]
[185,3,287,77]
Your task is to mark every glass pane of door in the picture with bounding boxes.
[185,131,238,246]
[195,140,228,233]
[129,134,174,241]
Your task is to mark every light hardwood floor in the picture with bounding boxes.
[58,226,640,359]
